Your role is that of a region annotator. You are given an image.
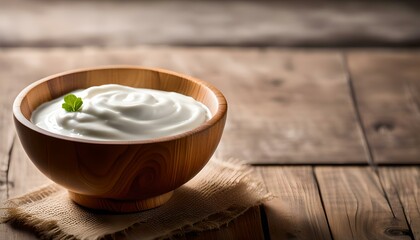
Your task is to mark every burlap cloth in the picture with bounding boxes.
[1,158,271,240]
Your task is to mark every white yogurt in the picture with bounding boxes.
[31,84,212,141]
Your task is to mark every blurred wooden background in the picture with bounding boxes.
[1,0,420,48]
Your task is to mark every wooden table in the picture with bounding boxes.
[1,47,419,239]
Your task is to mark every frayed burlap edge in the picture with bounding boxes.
[1,184,74,240]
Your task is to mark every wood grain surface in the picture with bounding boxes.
[1,1,420,47]
[379,167,420,240]
[1,47,419,239]
[0,47,367,164]
[213,50,366,164]
[315,167,411,240]
[0,75,20,198]
[1,138,51,240]
[257,166,331,240]
[347,51,420,164]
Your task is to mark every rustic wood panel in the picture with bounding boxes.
[0,138,51,240]
[347,51,420,164]
[315,167,411,240]
[0,106,14,194]
[0,47,61,208]
[379,167,420,240]
[0,75,20,197]
[0,47,366,164]
[258,166,331,240]
[4,48,418,239]
[1,1,420,47]
[209,50,366,164]
[0,52,39,239]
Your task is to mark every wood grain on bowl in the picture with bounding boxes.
[13,66,227,212]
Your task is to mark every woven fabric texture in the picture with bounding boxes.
[2,158,271,240]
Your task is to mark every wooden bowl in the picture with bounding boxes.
[13,66,227,213]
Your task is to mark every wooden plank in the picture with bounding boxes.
[212,50,366,164]
[0,105,14,196]
[0,138,51,239]
[0,47,367,164]
[0,52,40,239]
[379,167,420,240]
[347,51,420,164]
[0,66,22,197]
[257,166,331,240]
[315,167,411,240]
[1,1,420,47]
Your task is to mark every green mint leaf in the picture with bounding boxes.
[64,94,77,104]
[62,94,83,112]
[74,100,83,111]
[62,103,73,112]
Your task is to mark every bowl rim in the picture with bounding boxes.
[13,65,227,145]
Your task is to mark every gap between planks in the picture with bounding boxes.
[0,134,15,201]
[258,165,418,240]
[344,52,412,235]
[342,52,376,168]
[345,51,420,164]
[5,136,15,199]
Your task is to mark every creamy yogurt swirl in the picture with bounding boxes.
[31,84,212,141]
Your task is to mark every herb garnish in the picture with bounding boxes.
[62,94,83,112]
